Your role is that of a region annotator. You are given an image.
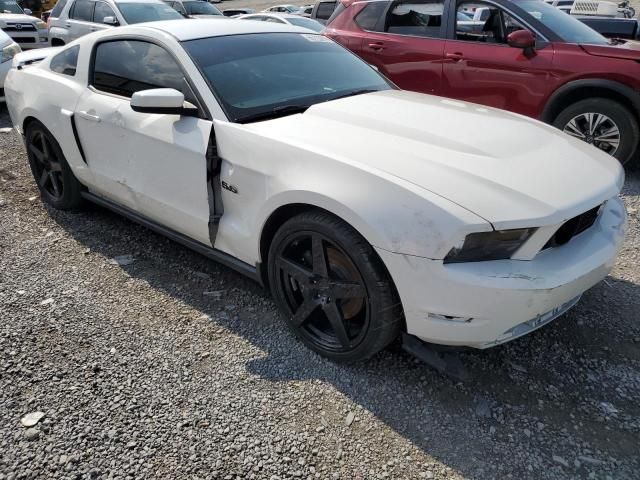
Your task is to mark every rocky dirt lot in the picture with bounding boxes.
[0,106,639,480]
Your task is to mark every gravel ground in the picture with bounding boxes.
[0,104,639,480]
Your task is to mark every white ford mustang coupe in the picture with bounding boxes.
[5,20,628,363]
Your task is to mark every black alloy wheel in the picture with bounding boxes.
[25,121,83,209]
[268,211,402,362]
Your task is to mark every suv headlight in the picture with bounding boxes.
[444,228,537,264]
[36,21,47,29]
[1,42,21,64]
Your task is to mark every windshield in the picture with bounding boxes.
[184,33,391,123]
[286,17,324,32]
[517,0,609,45]
[0,0,23,14]
[117,2,183,23]
[183,1,222,15]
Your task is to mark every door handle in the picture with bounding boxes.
[367,42,385,51]
[77,111,101,122]
[445,52,464,61]
[65,22,71,27]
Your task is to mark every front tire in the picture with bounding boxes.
[25,120,83,210]
[553,98,639,166]
[268,210,402,363]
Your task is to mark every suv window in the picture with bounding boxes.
[315,0,336,19]
[50,0,68,18]
[93,1,116,23]
[92,40,185,98]
[70,0,94,21]
[50,45,80,76]
[354,1,387,30]
[456,2,527,43]
[385,0,445,37]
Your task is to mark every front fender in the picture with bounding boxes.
[212,120,490,265]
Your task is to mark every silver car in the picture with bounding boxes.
[48,0,182,46]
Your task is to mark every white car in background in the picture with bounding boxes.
[48,0,182,46]
[0,0,48,50]
[262,4,302,13]
[0,28,20,101]
[163,0,225,18]
[237,12,324,31]
[4,20,627,363]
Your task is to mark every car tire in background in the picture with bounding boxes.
[553,98,639,167]
[268,210,403,363]
[25,120,83,210]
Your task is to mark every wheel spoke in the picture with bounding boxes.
[327,280,366,299]
[49,173,62,197]
[38,169,49,187]
[291,299,318,327]
[48,160,63,172]
[28,144,45,164]
[324,302,350,348]
[589,113,606,135]
[564,119,585,139]
[278,256,313,285]
[40,134,50,159]
[311,235,329,278]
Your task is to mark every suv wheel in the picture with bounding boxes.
[553,98,639,166]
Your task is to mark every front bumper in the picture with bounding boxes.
[378,196,628,349]
[0,59,10,101]
[8,30,48,50]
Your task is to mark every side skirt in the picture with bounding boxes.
[81,191,262,285]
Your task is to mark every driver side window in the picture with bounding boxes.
[456,2,527,44]
[92,40,186,98]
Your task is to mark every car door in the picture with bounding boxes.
[66,0,95,41]
[355,0,447,95]
[441,1,554,118]
[73,38,214,245]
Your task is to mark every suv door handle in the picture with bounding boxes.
[445,52,464,61]
[77,111,101,122]
[65,21,71,27]
[367,42,385,51]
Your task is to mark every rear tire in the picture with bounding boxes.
[25,120,83,210]
[553,98,639,167]
[267,210,403,363]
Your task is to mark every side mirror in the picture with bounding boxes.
[507,29,536,55]
[130,88,199,116]
[24,8,32,14]
[102,16,119,25]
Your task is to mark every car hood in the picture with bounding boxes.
[0,14,40,25]
[580,40,640,61]
[243,90,624,230]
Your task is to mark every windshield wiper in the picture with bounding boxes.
[237,104,310,124]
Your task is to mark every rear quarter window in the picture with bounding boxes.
[50,45,80,76]
[315,1,336,19]
[354,1,387,30]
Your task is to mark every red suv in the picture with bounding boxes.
[325,0,640,165]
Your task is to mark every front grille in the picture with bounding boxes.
[14,37,36,44]
[4,24,37,32]
[543,205,601,250]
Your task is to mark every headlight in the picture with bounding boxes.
[444,228,537,264]
[1,42,21,64]
[36,21,47,29]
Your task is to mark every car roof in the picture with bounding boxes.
[137,18,314,39]
[112,0,169,3]
[246,12,300,18]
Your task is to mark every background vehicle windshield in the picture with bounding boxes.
[117,2,183,23]
[0,0,24,14]
[518,0,609,45]
[184,33,391,123]
[183,1,222,15]
[286,17,325,32]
